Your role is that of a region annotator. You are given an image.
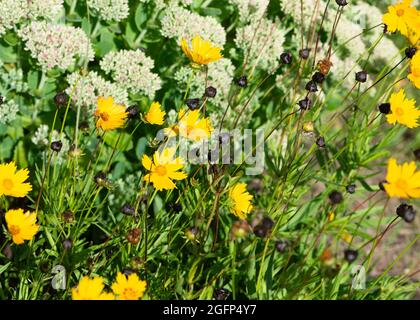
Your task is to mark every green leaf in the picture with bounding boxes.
[81,17,92,35]
[95,29,116,57]
[3,33,19,46]
[0,262,11,275]
[135,137,148,159]
[103,131,133,151]
[27,71,39,92]
[135,4,148,31]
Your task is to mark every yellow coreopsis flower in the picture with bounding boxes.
[94,96,128,131]
[408,52,420,89]
[175,108,212,142]
[386,89,420,128]
[382,0,418,36]
[72,276,115,300]
[142,147,187,191]
[111,272,147,300]
[5,209,39,245]
[144,102,165,125]
[181,35,222,67]
[0,162,32,197]
[384,158,420,199]
[229,183,253,220]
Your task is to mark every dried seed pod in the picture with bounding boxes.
[318,59,333,75]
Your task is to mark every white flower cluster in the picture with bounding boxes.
[0,0,63,35]
[161,5,226,47]
[100,49,162,99]
[87,0,129,22]
[66,71,129,111]
[229,0,269,22]
[1,67,29,93]
[235,18,286,72]
[346,2,401,63]
[279,0,327,23]
[0,99,19,125]
[0,0,27,35]
[31,124,70,163]
[139,0,192,8]
[174,58,235,109]
[18,21,94,71]
[26,0,64,20]
[332,16,366,59]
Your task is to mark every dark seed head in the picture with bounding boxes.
[378,180,387,191]
[329,190,343,204]
[344,249,358,263]
[50,140,63,152]
[396,203,416,223]
[316,136,326,148]
[299,48,311,60]
[172,202,182,213]
[378,103,391,114]
[336,0,348,6]
[414,149,420,161]
[236,76,248,88]
[312,71,325,84]
[275,240,288,253]
[355,71,368,83]
[261,217,274,230]
[405,47,417,59]
[166,202,182,213]
[214,288,230,300]
[305,80,318,92]
[298,97,312,110]
[346,184,356,194]
[62,210,74,224]
[0,96,4,105]
[121,203,135,215]
[54,92,68,107]
[2,244,12,260]
[62,238,73,250]
[79,121,90,133]
[126,106,139,119]
[280,52,293,65]
[205,86,217,98]
[254,225,267,238]
[122,268,135,276]
[130,257,145,269]
[186,98,200,110]
[94,171,107,186]
[126,228,141,244]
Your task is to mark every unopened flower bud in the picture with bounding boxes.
[236,76,248,88]
[280,52,293,65]
[299,48,311,59]
[50,140,63,152]
[205,86,217,98]
[186,98,200,110]
[54,92,68,107]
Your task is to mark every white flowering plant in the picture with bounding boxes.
[0,0,419,302]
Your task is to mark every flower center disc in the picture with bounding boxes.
[123,288,137,300]
[9,225,20,236]
[3,178,14,190]
[155,165,167,176]
[396,9,404,16]
[396,178,408,190]
[100,112,110,121]
[395,108,404,116]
